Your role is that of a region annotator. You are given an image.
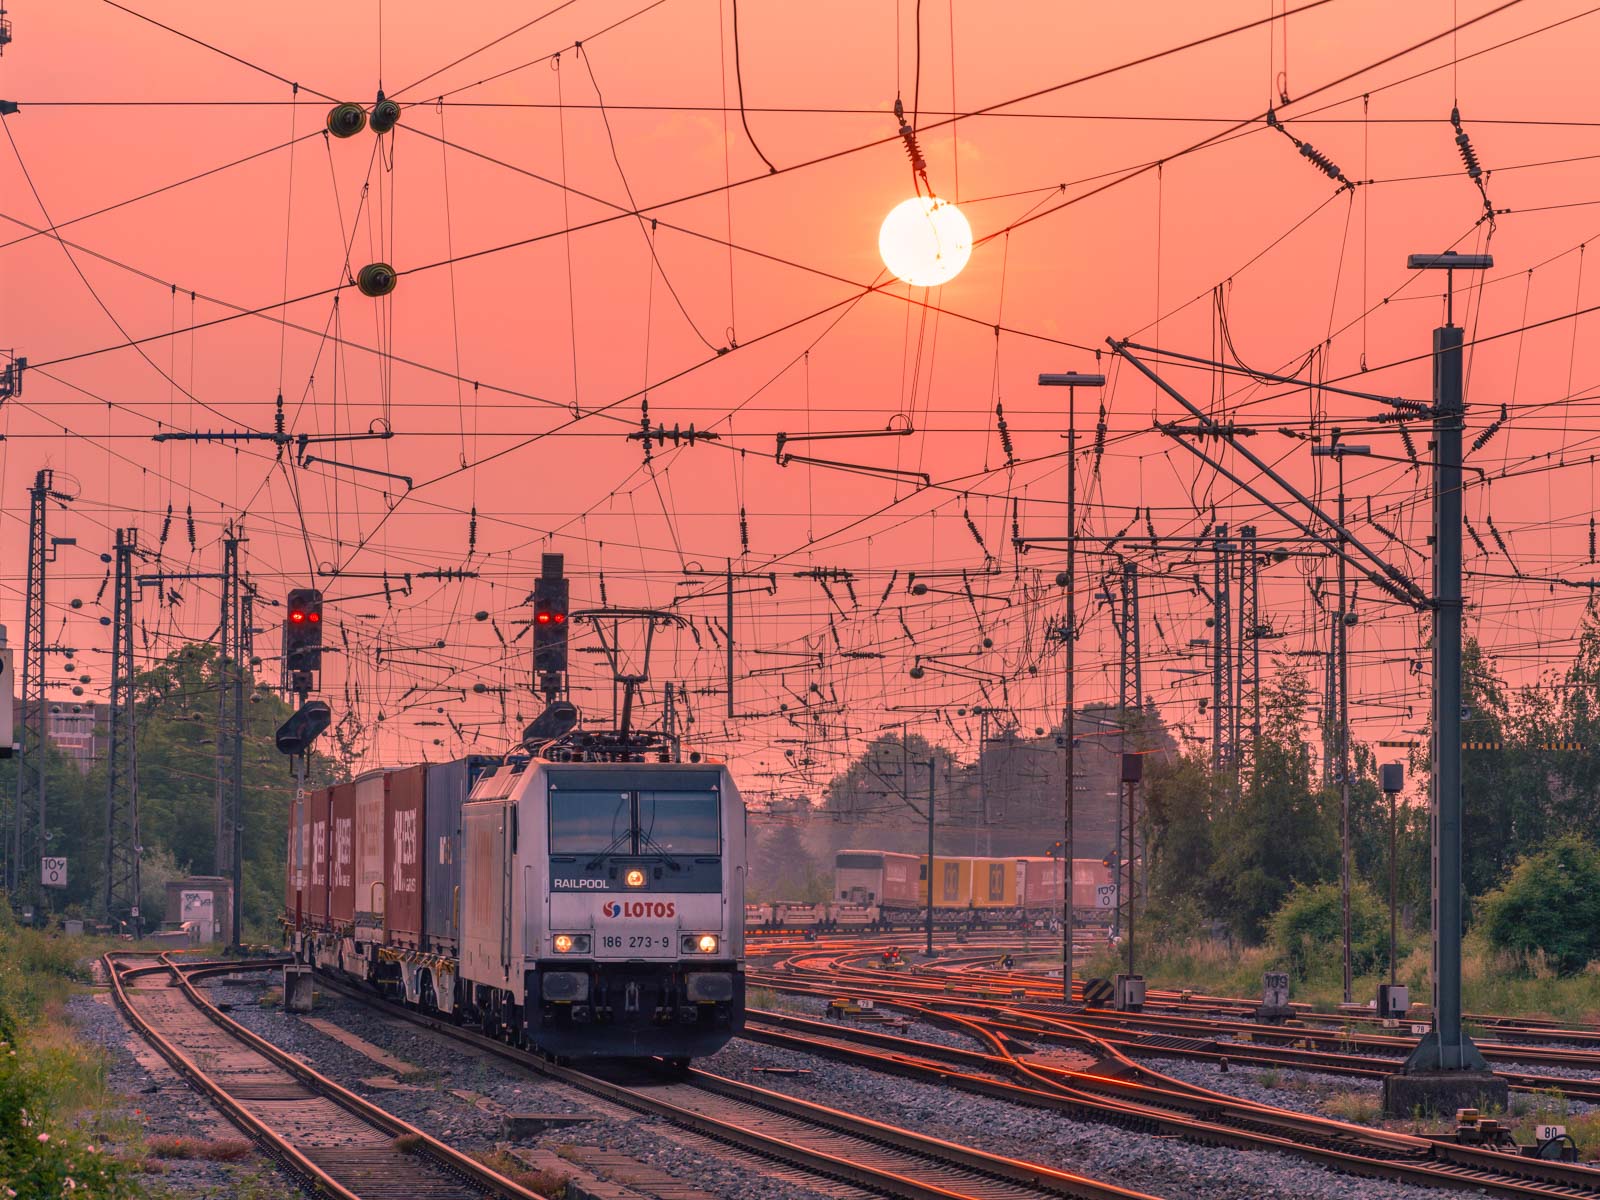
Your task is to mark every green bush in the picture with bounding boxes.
[1479,835,1600,975]
[1267,879,1389,980]
[0,907,143,1199]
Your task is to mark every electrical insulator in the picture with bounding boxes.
[892,97,927,179]
[369,92,401,135]
[1464,516,1488,557]
[1471,403,1507,452]
[1398,423,1419,464]
[326,103,367,138]
[1451,106,1483,179]
[356,263,397,297]
[964,508,987,556]
[1298,141,1344,182]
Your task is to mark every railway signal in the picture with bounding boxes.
[533,553,569,698]
[275,700,331,757]
[284,587,324,695]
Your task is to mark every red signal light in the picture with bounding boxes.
[289,610,306,624]
[552,612,566,624]
[536,611,552,625]
[308,612,320,623]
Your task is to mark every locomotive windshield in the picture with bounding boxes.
[549,790,632,853]
[549,786,720,856]
[638,790,719,855]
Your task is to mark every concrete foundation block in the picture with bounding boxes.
[282,965,315,1013]
[1382,1070,1509,1118]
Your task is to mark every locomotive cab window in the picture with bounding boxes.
[638,790,719,855]
[549,784,720,857]
[549,791,632,854]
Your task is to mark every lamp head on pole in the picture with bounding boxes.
[1407,251,1493,325]
[1038,373,1107,389]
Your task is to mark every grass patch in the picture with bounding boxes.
[1325,1090,1382,1124]
[747,986,811,1014]
[147,1135,253,1161]
[0,915,149,1198]
[472,1149,570,1197]
[1255,1068,1281,1089]
[392,1133,427,1154]
[1098,931,1600,1026]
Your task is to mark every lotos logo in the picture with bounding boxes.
[602,900,676,919]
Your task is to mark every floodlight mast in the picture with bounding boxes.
[1038,370,1106,1002]
[1397,250,1495,1093]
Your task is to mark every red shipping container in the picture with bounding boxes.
[286,787,318,923]
[384,765,427,949]
[308,787,331,928]
[328,782,356,926]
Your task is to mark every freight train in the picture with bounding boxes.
[284,747,746,1063]
[744,848,1115,931]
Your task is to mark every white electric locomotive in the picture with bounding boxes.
[286,744,746,1062]
[458,753,746,1060]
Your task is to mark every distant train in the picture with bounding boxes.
[284,750,746,1063]
[744,848,1115,932]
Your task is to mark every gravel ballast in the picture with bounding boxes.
[68,989,299,1199]
[206,969,1505,1200]
[204,975,850,1200]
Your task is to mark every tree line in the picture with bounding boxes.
[1,642,341,934]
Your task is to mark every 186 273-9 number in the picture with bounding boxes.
[600,934,674,950]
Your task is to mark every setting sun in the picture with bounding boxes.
[878,197,972,288]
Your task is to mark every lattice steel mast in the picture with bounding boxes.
[104,528,141,932]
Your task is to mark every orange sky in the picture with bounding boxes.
[3,0,1600,807]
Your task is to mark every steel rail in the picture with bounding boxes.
[748,961,1600,1101]
[737,1006,1600,1199]
[106,955,547,1200]
[311,970,1158,1200]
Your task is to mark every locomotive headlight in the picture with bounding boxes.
[624,868,646,888]
[553,934,589,954]
[681,933,720,954]
[554,934,574,953]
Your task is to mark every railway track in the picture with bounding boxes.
[748,940,1600,1088]
[308,970,1159,1200]
[735,1004,1600,1200]
[307,956,1600,1200]
[105,953,545,1200]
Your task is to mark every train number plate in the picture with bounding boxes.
[598,932,674,954]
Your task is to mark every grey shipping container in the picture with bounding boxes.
[424,756,498,950]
